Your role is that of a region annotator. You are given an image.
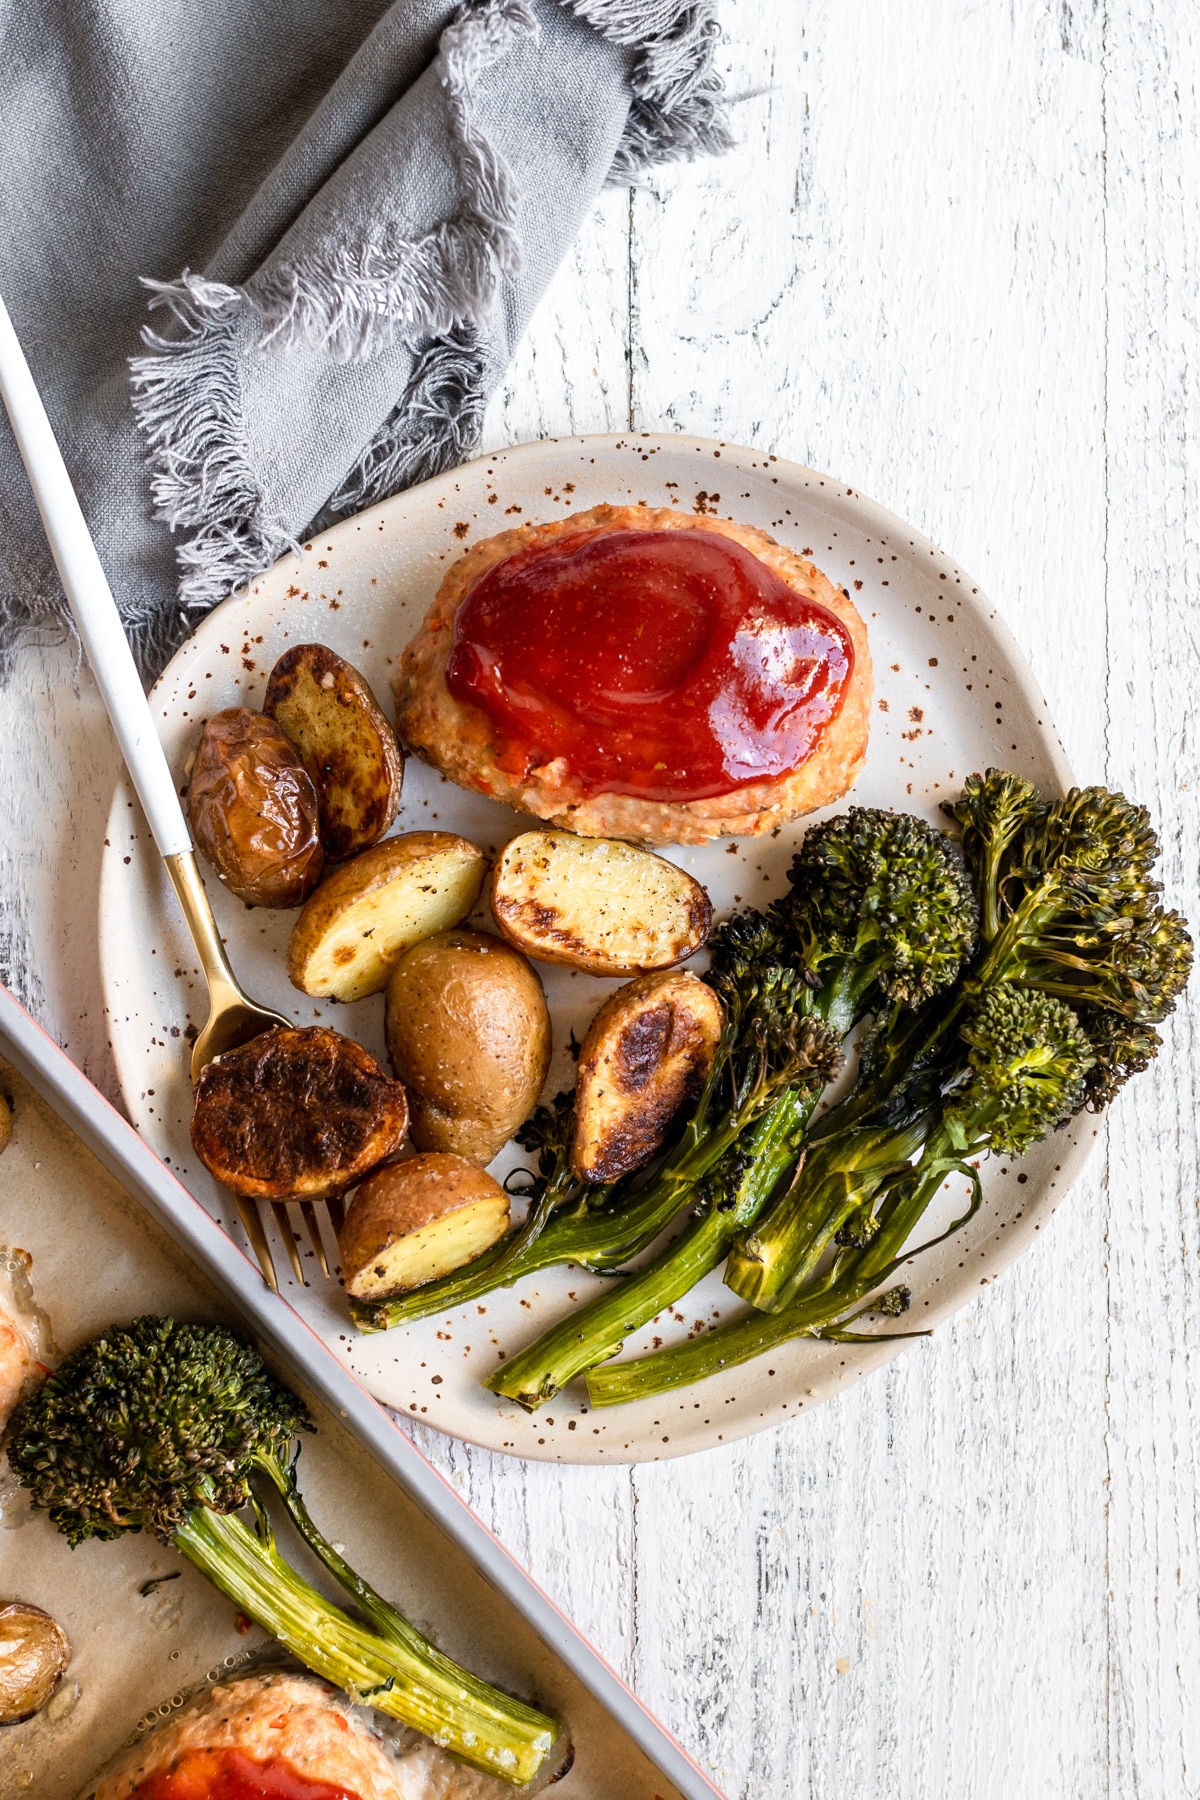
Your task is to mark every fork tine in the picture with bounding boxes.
[231,1195,278,1292]
[327,1194,346,1239]
[271,1202,307,1285]
[299,1200,330,1277]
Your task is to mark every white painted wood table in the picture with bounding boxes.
[2,4,1197,1795]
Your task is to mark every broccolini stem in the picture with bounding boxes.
[353,1105,755,1332]
[724,1116,929,1313]
[173,1505,556,1784]
[484,1092,811,1411]
[584,1151,979,1409]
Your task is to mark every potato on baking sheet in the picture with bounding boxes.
[287,831,487,1004]
[265,643,403,861]
[190,1026,408,1201]
[187,707,324,907]
[572,970,724,1182]
[0,1603,71,1725]
[490,830,712,977]
[339,1154,510,1300]
[385,929,551,1167]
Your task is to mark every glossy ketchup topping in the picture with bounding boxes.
[131,1748,361,1800]
[445,527,855,802]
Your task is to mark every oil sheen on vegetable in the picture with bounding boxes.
[445,527,854,802]
[130,1747,360,1800]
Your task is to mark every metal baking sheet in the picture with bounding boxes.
[0,984,723,1799]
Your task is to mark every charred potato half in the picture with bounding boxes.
[490,831,711,977]
[187,708,324,907]
[287,832,487,1004]
[385,930,550,1166]
[572,971,724,1182]
[340,1154,510,1299]
[191,1026,408,1200]
[265,644,403,861]
[0,1602,71,1725]
[0,1092,11,1156]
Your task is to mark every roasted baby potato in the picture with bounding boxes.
[490,831,712,977]
[0,1602,71,1725]
[339,1154,510,1299]
[385,930,551,1166]
[191,1026,408,1201]
[187,708,324,907]
[572,971,724,1182]
[287,832,487,1004]
[265,644,403,861]
[0,1092,10,1157]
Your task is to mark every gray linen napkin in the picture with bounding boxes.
[0,0,728,676]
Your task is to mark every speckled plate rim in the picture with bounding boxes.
[98,432,1094,1464]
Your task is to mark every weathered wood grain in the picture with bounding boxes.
[1,3,1196,1795]
[1100,3,1200,1794]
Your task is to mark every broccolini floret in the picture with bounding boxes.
[7,1318,557,1783]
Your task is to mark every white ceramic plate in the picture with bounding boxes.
[99,434,1093,1464]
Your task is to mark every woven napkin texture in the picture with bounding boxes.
[0,0,729,676]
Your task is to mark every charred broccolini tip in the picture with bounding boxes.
[774,805,979,1021]
[1077,1007,1164,1111]
[6,1318,557,1784]
[954,774,1192,1024]
[948,985,1094,1155]
[513,1087,576,1186]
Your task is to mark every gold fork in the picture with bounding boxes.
[0,295,332,1293]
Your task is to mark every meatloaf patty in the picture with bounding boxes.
[393,505,872,846]
[92,1673,405,1800]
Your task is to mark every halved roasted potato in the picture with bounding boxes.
[0,1092,11,1156]
[0,1602,71,1725]
[385,930,551,1166]
[490,831,712,976]
[191,1026,408,1200]
[339,1154,510,1299]
[287,832,487,1004]
[265,644,403,861]
[572,971,724,1182]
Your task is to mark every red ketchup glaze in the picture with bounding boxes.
[445,526,855,803]
[131,1747,361,1800]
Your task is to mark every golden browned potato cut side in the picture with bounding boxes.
[92,1673,405,1800]
[572,971,725,1182]
[287,831,488,1003]
[190,1026,408,1200]
[265,643,403,861]
[340,1154,510,1299]
[393,505,872,846]
[490,831,711,976]
[385,930,551,1166]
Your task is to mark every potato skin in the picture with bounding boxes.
[265,643,403,861]
[287,831,487,1004]
[385,930,551,1166]
[340,1154,510,1299]
[572,971,724,1182]
[187,708,324,906]
[191,1026,408,1200]
[0,1602,71,1725]
[490,831,712,977]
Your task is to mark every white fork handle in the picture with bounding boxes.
[0,294,192,858]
